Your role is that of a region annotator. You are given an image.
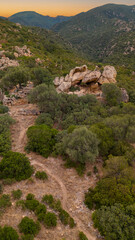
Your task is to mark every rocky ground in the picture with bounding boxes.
[0,86,103,240]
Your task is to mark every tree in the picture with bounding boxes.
[102,83,122,106]
[19,217,40,236]
[0,151,33,181]
[1,67,30,90]
[91,122,114,156]
[26,125,58,157]
[92,204,135,240]
[55,127,99,164]
[31,67,53,86]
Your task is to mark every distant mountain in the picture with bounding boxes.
[8,11,71,29]
[52,4,135,67]
[0,16,6,19]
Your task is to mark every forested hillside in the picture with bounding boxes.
[53,4,135,68]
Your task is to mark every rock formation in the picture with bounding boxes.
[0,56,19,70]
[14,45,32,57]
[53,65,117,95]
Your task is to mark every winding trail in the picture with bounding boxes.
[9,102,97,240]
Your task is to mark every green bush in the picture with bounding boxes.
[35,113,53,127]
[102,83,122,106]
[35,171,48,180]
[92,204,135,240]
[2,178,16,185]
[26,125,58,157]
[0,194,11,213]
[21,234,34,240]
[25,198,39,211]
[0,225,19,240]
[44,212,57,227]
[0,184,3,194]
[12,189,22,200]
[31,67,53,86]
[19,217,40,236]
[55,127,99,164]
[79,232,88,240]
[0,105,9,114]
[35,204,47,222]
[59,209,75,228]
[0,151,33,181]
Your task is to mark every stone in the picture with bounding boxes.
[120,88,129,103]
[0,57,19,70]
[102,65,117,83]
[57,81,71,92]
[98,76,110,84]
[71,71,87,85]
[82,70,101,83]
[15,45,32,57]
[69,65,87,77]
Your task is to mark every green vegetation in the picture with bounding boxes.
[0,151,33,181]
[8,11,70,29]
[92,204,135,240]
[35,171,48,180]
[26,125,58,157]
[79,232,88,240]
[0,194,11,215]
[44,212,57,227]
[0,225,19,240]
[12,189,22,200]
[55,127,99,164]
[0,115,14,155]
[102,83,122,106]
[19,217,40,236]
[53,4,135,69]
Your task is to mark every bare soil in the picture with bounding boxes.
[1,95,102,240]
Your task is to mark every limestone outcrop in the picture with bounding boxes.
[53,65,117,94]
[0,57,19,70]
[14,45,32,57]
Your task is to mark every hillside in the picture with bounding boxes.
[52,4,135,68]
[0,18,89,77]
[8,11,71,29]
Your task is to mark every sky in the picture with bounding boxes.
[1,0,135,17]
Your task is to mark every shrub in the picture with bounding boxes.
[0,225,19,240]
[44,212,57,227]
[31,67,53,86]
[35,204,47,222]
[12,189,22,200]
[2,178,16,185]
[0,105,9,114]
[25,199,39,211]
[59,210,75,228]
[35,171,48,180]
[55,127,99,164]
[21,234,34,240]
[0,194,11,213]
[35,113,53,127]
[79,232,88,240]
[26,125,58,157]
[19,217,40,236]
[0,151,33,181]
[102,83,122,106]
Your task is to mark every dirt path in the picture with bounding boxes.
[8,101,99,240]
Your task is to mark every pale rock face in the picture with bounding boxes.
[69,65,88,77]
[82,71,101,83]
[71,71,87,85]
[98,76,110,85]
[0,57,19,70]
[102,66,117,82]
[57,81,71,92]
[15,45,32,57]
[53,65,117,95]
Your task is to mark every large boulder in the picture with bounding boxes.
[69,65,87,78]
[57,81,71,92]
[120,88,129,103]
[82,70,101,84]
[98,66,117,84]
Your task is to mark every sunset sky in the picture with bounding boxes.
[1,0,135,17]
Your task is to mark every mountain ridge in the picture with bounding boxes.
[52,4,135,68]
[8,11,71,29]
